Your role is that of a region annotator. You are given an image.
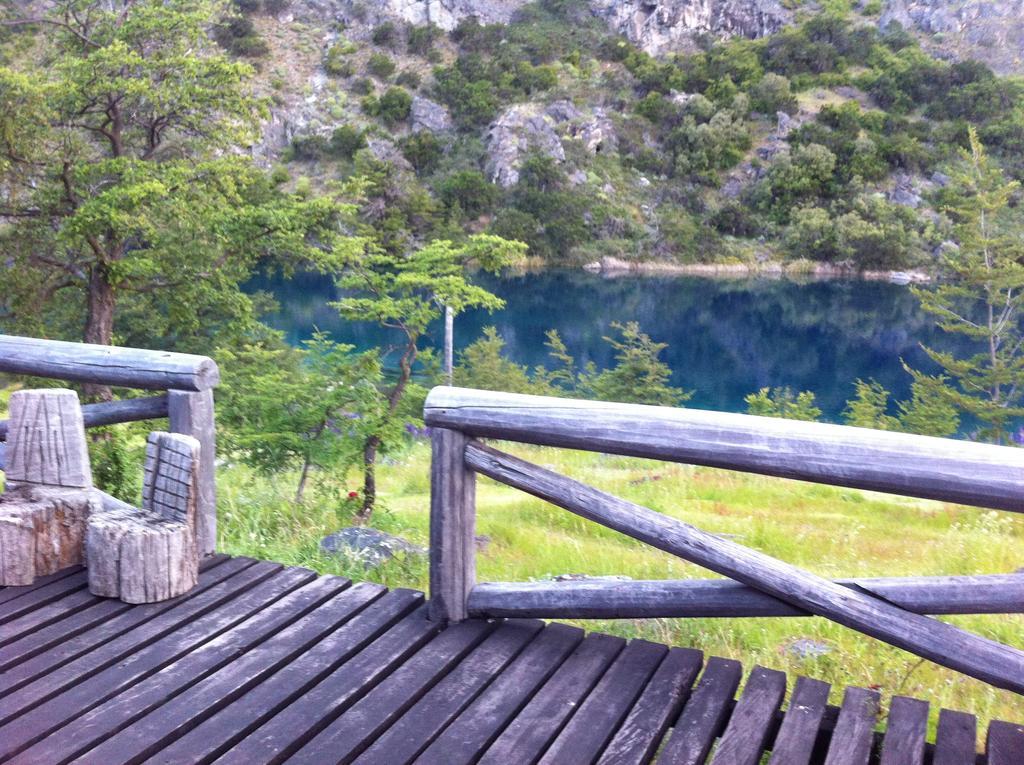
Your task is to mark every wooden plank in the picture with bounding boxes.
[61,579,377,765]
[823,687,880,765]
[0,565,82,606]
[468,574,1024,618]
[0,550,230,671]
[711,665,787,765]
[932,709,977,765]
[597,647,703,765]
[0,394,170,442]
[360,619,547,765]
[987,720,1024,765]
[539,639,668,764]
[1,555,251,694]
[288,619,497,764]
[465,442,1024,694]
[24,576,347,763]
[478,632,624,765]
[214,603,440,765]
[880,696,929,765]
[0,334,220,391]
[415,622,585,765]
[168,388,217,556]
[426,387,1024,513]
[428,427,475,623]
[768,675,832,765]
[656,656,742,765]
[0,563,308,760]
[157,588,421,764]
[0,587,102,647]
[0,569,88,624]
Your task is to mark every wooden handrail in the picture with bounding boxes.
[425,387,1024,513]
[0,334,219,391]
[0,395,169,441]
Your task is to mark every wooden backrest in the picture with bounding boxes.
[5,389,91,489]
[142,432,200,526]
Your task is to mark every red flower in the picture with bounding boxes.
[348,491,359,498]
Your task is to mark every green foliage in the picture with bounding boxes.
[372,86,412,125]
[371,22,400,50]
[214,15,269,58]
[745,387,822,421]
[399,131,443,174]
[367,52,396,80]
[587,322,691,406]
[842,379,900,430]
[330,125,368,159]
[912,129,1024,442]
[454,327,542,393]
[333,235,527,517]
[439,170,499,218]
[842,377,959,437]
[407,24,441,57]
[0,0,360,350]
[89,426,144,500]
[217,333,384,502]
[324,39,357,76]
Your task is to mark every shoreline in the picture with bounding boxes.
[581,256,932,284]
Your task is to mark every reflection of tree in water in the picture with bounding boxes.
[248,270,968,420]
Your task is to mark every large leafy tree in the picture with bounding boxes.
[913,128,1024,443]
[0,0,355,356]
[334,234,526,519]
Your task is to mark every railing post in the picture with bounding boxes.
[168,389,217,556]
[428,427,476,623]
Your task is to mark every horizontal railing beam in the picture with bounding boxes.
[468,575,1024,619]
[425,387,1024,513]
[0,335,219,391]
[464,440,1024,694]
[0,394,169,442]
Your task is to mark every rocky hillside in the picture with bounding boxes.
[223,0,1024,270]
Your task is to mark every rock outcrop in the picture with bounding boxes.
[486,104,565,187]
[589,0,791,55]
[385,0,529,30]
[879,0,1024,75]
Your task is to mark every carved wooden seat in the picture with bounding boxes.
[86,432,201,603]
[0,389,99,586]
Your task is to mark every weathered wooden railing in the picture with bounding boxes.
[424,387,1024,695]
[0,334,219,555]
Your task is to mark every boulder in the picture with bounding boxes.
[411,96,452,134]
[320,527,426,568]
[485,104,565,188]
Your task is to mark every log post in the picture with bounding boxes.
[428,428,475,623]
[168,389,216,556]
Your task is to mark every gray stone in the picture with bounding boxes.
[931,171,951,187]
[889,172,923,208]
[784,637,833,659]
[320,526,426,568]
[589,0,792,55]
[411,96,452,134]
[385,0,528,30]
[485,104,565,188]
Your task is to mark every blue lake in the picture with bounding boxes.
[251,270,968,421]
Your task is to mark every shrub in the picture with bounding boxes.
[438,170,498,217]
[291,133,330,161]
[749,73,797,115]
[329,125,367,159]
[371,21,400,50]
[395,69,422,90]
[399,131,443,173]
[367,52,396,80]
[376,87,412,124]
[351,77,374,96]
[324,39,357,76]
[214,16,269,58]
[407,24,441,56]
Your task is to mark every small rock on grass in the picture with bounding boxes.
[320,527,425,569]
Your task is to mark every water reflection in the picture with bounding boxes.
[249,270,967,421]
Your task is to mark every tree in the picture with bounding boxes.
[454,326,542,393]
[217,333,383,504]
[842,376,959,437]
[0,0,355,364]
[588,322,690,406]
[334,234,526,519]
[745,387,821,421]
[913,128,1024,442]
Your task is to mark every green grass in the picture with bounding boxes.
[221,440,1024,744]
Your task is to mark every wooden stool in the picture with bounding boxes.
[86,432,201,603]
[0,389,96,585]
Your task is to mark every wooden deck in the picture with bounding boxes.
[1,555,1022,765]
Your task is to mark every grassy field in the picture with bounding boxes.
[218,438,1024,743]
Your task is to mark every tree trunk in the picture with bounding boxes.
[84,265,116,401]
[357,435,379,523]
[295,458,312,505]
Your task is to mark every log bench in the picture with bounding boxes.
[0,389,201,603]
